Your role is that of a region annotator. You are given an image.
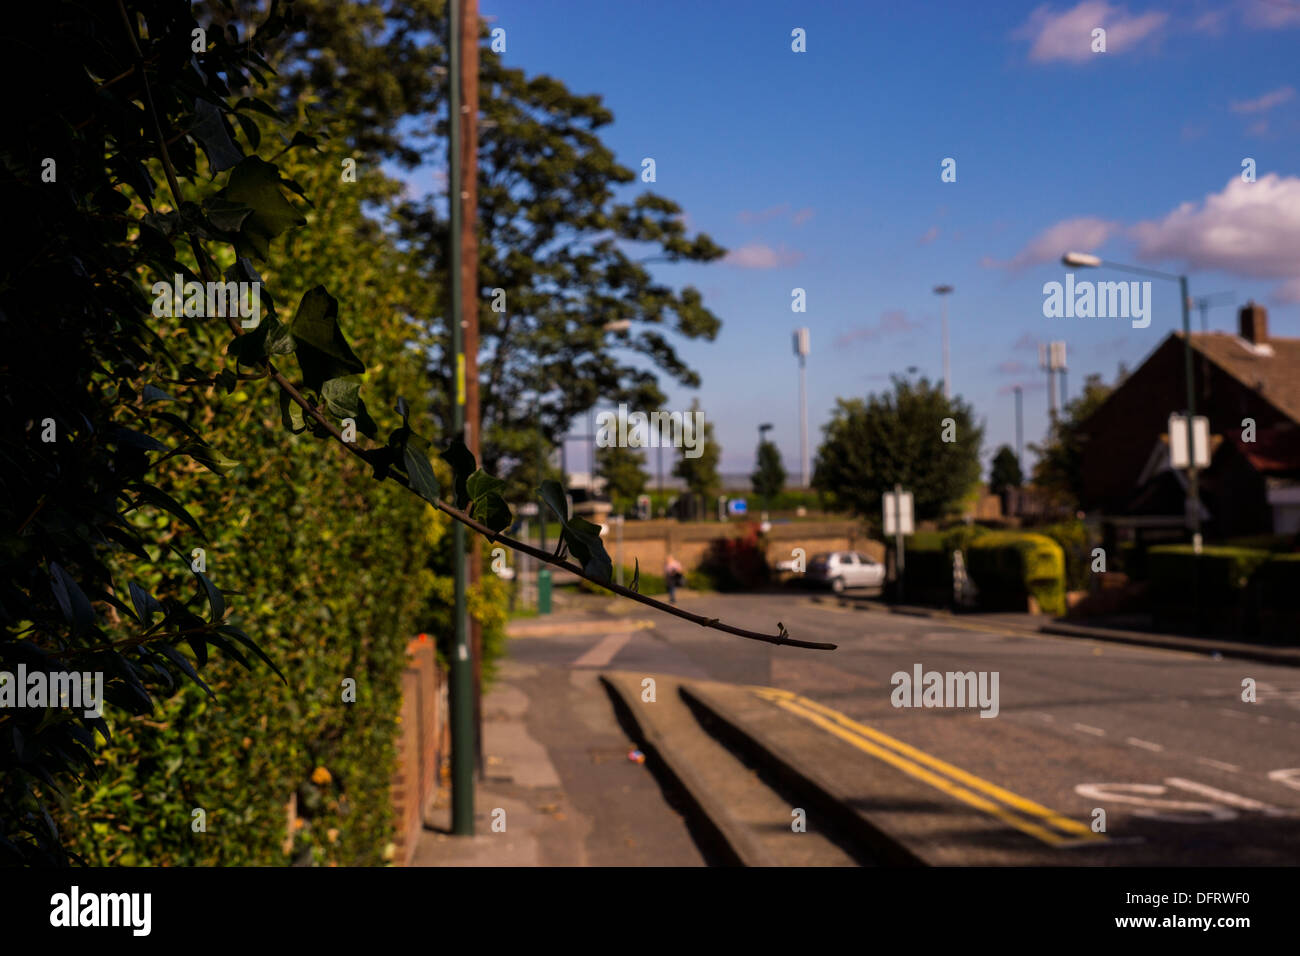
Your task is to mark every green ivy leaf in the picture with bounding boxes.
[402,434,441,506]
[217,156,306,259]
[538,479,612,582]
[320,377,377,438]
[202,196,254,232]
[191,98,244,172]
[439,439,476,510]
[288,286,365,393]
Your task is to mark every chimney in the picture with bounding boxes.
[1239,301,1269,344]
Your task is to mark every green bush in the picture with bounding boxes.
[1148,545,1271,637]
[966,532,1067,616]
[1257,555,1300,643]
[697,524,771,591]
[1035,519,1091,591]
[48,142,493,866]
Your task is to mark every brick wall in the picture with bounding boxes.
[390,635,447,866]
[604,518,877,574]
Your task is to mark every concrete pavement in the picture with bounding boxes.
[419,593,1300,865]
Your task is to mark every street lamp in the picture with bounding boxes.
[757,423,774,514]
[933,285,954,399]
[1061,252,1201,547]
[793,328,810,488]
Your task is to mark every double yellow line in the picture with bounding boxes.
[752,687,1105,848]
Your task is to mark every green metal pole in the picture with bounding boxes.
[1180,275,1201,546]
[448,0,474,836]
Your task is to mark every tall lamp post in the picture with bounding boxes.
[1061,252,1201,546]
[757,422,774,514]
[793,328,810,487]
[934,285,953,399]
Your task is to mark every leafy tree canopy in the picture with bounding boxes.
[812,377,984,522]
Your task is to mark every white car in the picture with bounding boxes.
[807,551,886,592]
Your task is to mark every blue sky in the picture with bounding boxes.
[470,0,1300,481]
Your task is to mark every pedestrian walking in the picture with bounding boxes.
[665,555,684,604]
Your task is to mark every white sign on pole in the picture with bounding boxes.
[1168,414,1210,468]
[883,491,914,535]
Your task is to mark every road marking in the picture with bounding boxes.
[1037,712,1055,722]
[1075,782,1236,823]
[1268,768,1300,792]
[1165,778,1288,815]
[1073,723,1107,736]
[1218,708,1246,719]
[1196,757,1241,774]
[752,686,1102,847]
[1126,737,1164,752]
[570,632,631,668]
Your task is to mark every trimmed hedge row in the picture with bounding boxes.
[1149,545,1297,641]
[901,526,1067,616]
[967,532,1067,617]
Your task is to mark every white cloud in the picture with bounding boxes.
[919,225,941,245]
[1013,1,1167,63]
[1241,0,1300,29]
[723,242,805,269]
[1129,175,1300,293]
[834,310,922,347]
[982,216,1120,272]
[1230,85,1295,113]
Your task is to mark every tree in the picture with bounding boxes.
[597,443,649,514]
[267,0,728,497]
[989,445,1023,497]
[751,440,786,505]
[812,377,984,522]
[1030,373,1113,508]
[673,400,722,516]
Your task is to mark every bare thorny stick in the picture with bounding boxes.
[116,0,835,652]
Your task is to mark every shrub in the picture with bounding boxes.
[1035,519,1091,591]
[1257,555,1300,644]
[698,524,770,591]
[966,532,1067,616]
[1147,546,1271,637]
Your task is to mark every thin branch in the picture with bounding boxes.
[118,1,834,653]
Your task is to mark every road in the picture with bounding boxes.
[511,592,1300,865]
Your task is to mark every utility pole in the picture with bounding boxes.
[1013,385,1023,472]
[457,0,482,781]
[447,0,478,836]
[1180,277,1201,548]
[933,285,953,399]
[793,328,810,487]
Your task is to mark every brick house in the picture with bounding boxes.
[1077,303,1300,542]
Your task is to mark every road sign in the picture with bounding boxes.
[728,498,748,516]
[1169,414,1210,468]
[883,491,914,535]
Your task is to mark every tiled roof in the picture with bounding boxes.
[1186,331,1300,424]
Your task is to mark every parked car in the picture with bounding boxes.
[806,551,885,592]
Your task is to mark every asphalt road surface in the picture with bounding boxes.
[513,592,1300,865]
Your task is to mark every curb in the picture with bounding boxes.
[679,684,928,867]
[816,596,1300,669]
[597,673,778,867]
[1038,623,1300,668]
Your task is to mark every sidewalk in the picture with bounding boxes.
[814,595,1300,668]
[411,613,710,866]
